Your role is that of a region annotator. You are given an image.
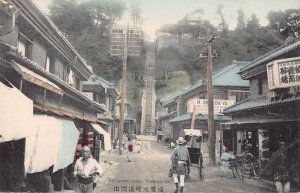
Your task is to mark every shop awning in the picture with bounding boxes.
[222,117,299,126]
[25,115,79,174]
[0,76,34,143]
[25,115,62,174]
[91,123,111,151]
[12,61,64,96]
[53,117,79,172]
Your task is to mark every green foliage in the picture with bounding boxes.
[155,80,167,90]
[236,9,246,31]
[156,71,191,99]
[48,0,126,81]
[267,9,300,38]
[155,12,285,86]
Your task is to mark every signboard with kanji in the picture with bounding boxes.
[267,57,300,90]
[187,98,235,115]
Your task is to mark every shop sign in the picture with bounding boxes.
[187,98,235,115]
[267,57,300,90]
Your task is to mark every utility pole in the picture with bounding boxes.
[207,30,216,166]
[118,25,128,155]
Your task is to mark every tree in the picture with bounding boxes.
[48,0,126,81]
[217,4,228,34]
[236,9,246,32]
[267,9,300,39]
[82,0,126,36]
[130,1,142,26]
[247,14,260,32]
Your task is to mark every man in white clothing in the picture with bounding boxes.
[74,146,103,193]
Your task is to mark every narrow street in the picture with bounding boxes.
[97,136,274,193]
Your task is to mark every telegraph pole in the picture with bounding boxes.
[118,25,128,155]
[207,30,216,166]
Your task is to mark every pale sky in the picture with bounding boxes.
[33,0,300,40]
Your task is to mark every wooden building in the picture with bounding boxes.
[159,61,250,154]
[223,41,300,187]
[0,0,111,191]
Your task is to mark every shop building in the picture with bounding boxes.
[82,74,120,150]
[0,0,113,191]
[223,41,300,186]
[159,61,250,154]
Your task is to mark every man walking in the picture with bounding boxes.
[74,146,103,193]
[171,137,191,193]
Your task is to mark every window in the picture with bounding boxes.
[17,33,32,59]
[109,96,114,111]
[45,54,55,73]
[258,78,263,95]
[75,76,81,91]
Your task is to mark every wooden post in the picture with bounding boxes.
[118,25,128,155]
[207,30,216,166]
[190,104,196,130]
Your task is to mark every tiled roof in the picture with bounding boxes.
[8,52,106,112]
[223,95,300,114]
[212,61,250,87]
[156,112,168,119]
[240,41,300,73]
[160,89,185,106]
[169,112,231,123]
[83,74,115,88]
[160,61,249,106]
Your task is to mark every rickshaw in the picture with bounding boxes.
[184,129,204,181]
[157,131,164,142]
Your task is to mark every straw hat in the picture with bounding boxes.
[176,137,186,145]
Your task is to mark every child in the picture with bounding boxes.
[221,149,233,177]
[135,139,142,153]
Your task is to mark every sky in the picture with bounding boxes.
[33,0,300,40]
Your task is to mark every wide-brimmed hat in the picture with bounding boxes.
[176,137,186,145]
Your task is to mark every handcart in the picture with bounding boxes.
[187,147,204,180]
[157,133,164,142]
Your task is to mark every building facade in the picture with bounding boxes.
[159,61,250,154]
[223,41,300,187]
[0,0,111,191]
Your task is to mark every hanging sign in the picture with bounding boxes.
[267,56,300,90]
[187,98,235,115]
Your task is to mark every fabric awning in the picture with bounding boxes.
[25,115,79,174]
[12,61,64,96]
[53,117,79,172]
[0,76,34,143]
[25,115,62,174]
[91,123,111,151]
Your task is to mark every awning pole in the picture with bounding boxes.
[43,89,47,106]
[19,79,23,91]
[190,104,196,130]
